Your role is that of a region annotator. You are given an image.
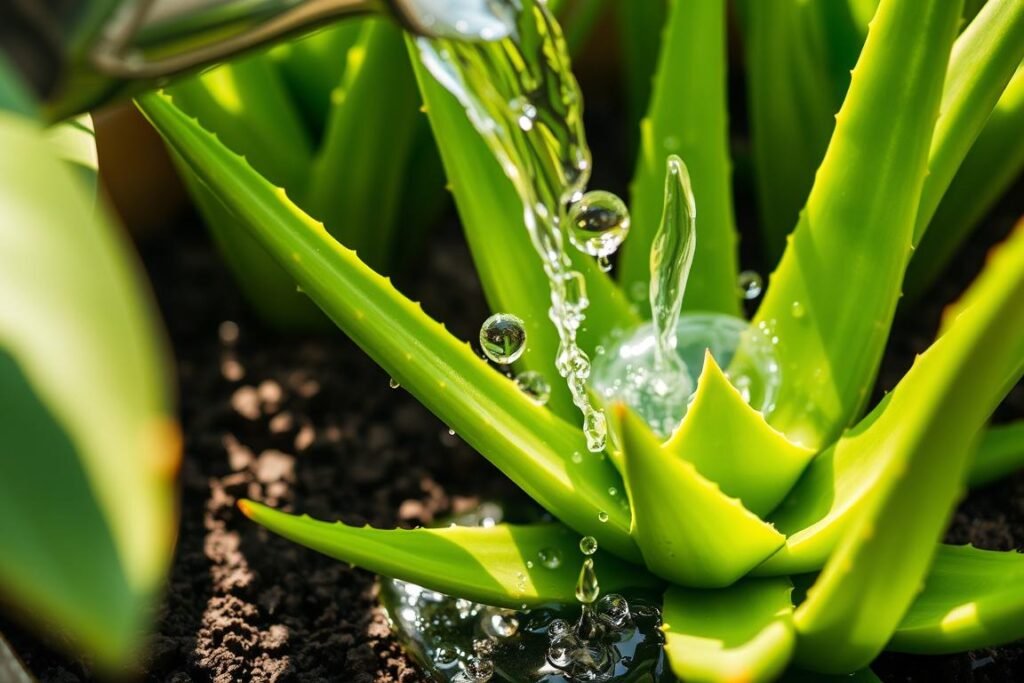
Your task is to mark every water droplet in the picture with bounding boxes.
[479,313,527,364]
[547,618,571,637]
[465,656,494,681]
[738,270,763,300]
[579,535,598,556]
[448,428,457,436]
[597,511,609,523]
[514,370,551,405]
[575,558,600,604]
[566,190,631,259]
[547,633,580,667]
[571,451,583,464]
[596,593,631,629]
[607,486,617,496]
[389,377,401,389]
[597,254,612,272]
[538,547,563,569]
[435,645,458,665]
[481,608,519,638]
[791,300,806,319]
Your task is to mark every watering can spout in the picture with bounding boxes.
[0,0,518,119]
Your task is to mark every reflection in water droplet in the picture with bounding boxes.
[480,313,527,364]
[464,656,494,681]
[514,370,551,406]
[567,190,631,260]
[596,594,631,629]
[597,511,609,523]
[738,270,764,300]
[579,536,598,556]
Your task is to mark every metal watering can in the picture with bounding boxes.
[0,0,515,119]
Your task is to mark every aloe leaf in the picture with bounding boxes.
[968,421,1024,487]
[664,353,815,517]
[618,0,740,316]
[615,404,785,587]
[239,500,657,607]
[616,0,667,156]
[750,0,963,450]
[661,578,795,683]
[761,225,1024,578]
[790,222,1024,673]
[735,0,861,262]
[913,0,1024,246]
[303,21,420,271]
[138,92,641,562]
[889,545,1024,654]
[269,22,365,139]
[0,53,36,118]
[407,39,638,423]
[906,66,1024,300]
[45,115,99,196]
[0,111,178,667]
[167,54,313,189]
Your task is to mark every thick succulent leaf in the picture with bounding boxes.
[761,225,1024,578]
[167,54,312,189]
[889,544,1024,654]
[615,0,667,153]
[616,405,785,587]
[661,578,795,683]
[906,66,1024,300]
[269,22,365,138]
[138,93,641,562]
[165,54,325,328]
[791,222,1024,673]
[968,421,1024,487]
[734,0,862,262]
[664,352,815,517]
[407,39,638,422]
[618,0,740,315]
[0,53,36,117]
[750,0,962,449]
[0,112,178,666]
[302,21,420,271]
[45,116,99,196]
[239,500,658,607]
[913,0,1024,245]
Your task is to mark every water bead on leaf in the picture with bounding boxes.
[514,370,551,405]
[479,313,526,364]
[538,546,563,569]
[738,270,764,300]
[566,190,631,259]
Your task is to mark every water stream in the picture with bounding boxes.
[416,0,620,452]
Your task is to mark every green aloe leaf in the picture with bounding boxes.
[615,405,785,587]
[968,421,1024,487]
[664,353,815,517]
[138,92,641,562]
[791,222,1024,673]
[661,578,795,683]
[913,0,1024,246]
[751,0,963,449]
[618,0,740,316]
[302,20,420,271]
[239,500,657,607]
[45,116,99,196]
[735,0,862,262]
[616,0,667,154]
[761,225,1024,578]
[407,38,638,423]
[890,544,1024,654]
[0,111,178,667]
[906,65,1024,300]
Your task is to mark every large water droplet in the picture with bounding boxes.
[575,558,600,605]
[480,313,527,364]
[463,656,494,681]
[596,594,631,630]
[738,270,764,300]
[514,370,551,406]
[482,608,520,638]
[567,190,631,259]
[579,536,598,556]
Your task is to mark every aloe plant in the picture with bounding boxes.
[141,0,1024,679]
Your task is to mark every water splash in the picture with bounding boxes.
[417,0,618,452]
